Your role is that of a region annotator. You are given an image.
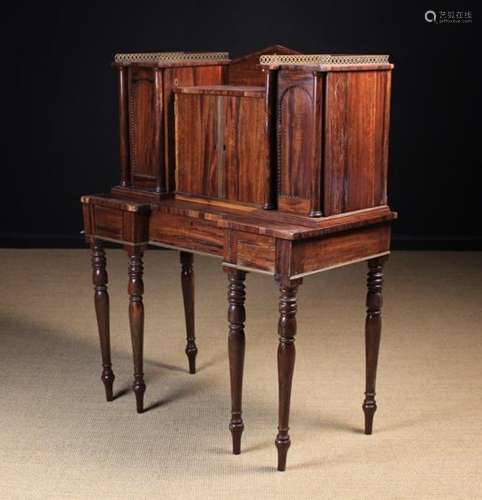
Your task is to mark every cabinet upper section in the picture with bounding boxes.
[111,46,393,218]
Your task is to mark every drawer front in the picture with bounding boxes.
[82,195,150,244]
[234,232,275,272]
[93,206,124,240]
[149,212,224,255]
[290,224,391,277]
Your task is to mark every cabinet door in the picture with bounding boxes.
[127,66,163,191]
[223,95,269,206]
[277,68,323,216]
[164,66,223,191]
[176,92,270,208]
[175,93,219,197]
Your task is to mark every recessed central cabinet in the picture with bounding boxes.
[174,86,272,209]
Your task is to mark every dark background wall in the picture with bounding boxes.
[1,1,479,248]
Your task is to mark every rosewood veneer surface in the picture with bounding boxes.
[81,45,396,472]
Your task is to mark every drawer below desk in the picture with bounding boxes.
[283,223,391,278]
[81,195,150,244]
[149,212,277,272]
[149,212,225,256]
[225,230,276,273]
[82,196,392,278]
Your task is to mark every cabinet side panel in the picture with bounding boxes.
[380,70,392,205]
[164,66,223,191]
[176,93,218,197]
[224,96,268,206]
[324,70,390,215]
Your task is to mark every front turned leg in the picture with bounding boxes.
[127,246,146,413]
[91,241,115,401]
[180,252,197,374]
[363,256,387,434]
[227,269,247,455]
[276,278,302,472]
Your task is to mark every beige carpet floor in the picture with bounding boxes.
[0,250,481,499]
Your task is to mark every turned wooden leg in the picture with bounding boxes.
[127,246,145,414]
[275,278,301,471]
[227,269,247,455]
[180,252,197,374]
[91,241,115,402]
[363,256,387,434]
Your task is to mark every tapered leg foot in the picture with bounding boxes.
[127,246,146,414]
[362,256,387,434]
[186,347,198,374]
[229,420,244,455]
[91,241,115,402]
[363,397,376,435]
[275,436,290,472]
[101,367,115,402]
[275,278,301,472]
[180,252,198,374]
[133,376,146,414]
[227,269,247,455]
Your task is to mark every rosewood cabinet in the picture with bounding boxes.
[268,55,392,217]
[112,46,300,201]
[112,52,229,198]
[81,46,396,472]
